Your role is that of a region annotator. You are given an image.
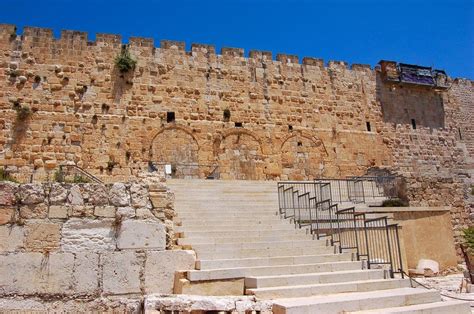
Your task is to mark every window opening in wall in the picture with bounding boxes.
[288,125,293,131]
[366,122,371,132]
[235,122,243,128]
[167,112,175,123]
[411,119,417,130]
[297,141,303,147]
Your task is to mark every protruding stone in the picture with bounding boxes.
[19,184,45,205]
[49,183,68,205]
[144,250,196,293]
[109,183,129,206]
[67,185,83,205]
[0,182,18,206]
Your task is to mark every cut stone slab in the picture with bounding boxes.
[144,250,196,294]
[61,218,115,252]
[0,225,24,252]
[102,251,142,295]
[117,219,165,250]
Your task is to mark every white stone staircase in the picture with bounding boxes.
[169,179,470,313]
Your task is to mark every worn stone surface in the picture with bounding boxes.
[109,183,129,206]
[19,203,48,219]
[0,207,15,224]
[24,222,61,252]
[0,297,141,313]
[130,183,148,208]
[117,219,166,250]
[18,184,45,205]
[0,182,18,206]
[117,206,135,218]
[49,183,68,205]
[49,205,68,219]
[0,225,24,252]
[144,294,273,313]
[102,251,142,295]
[85,184,110,205]
[67,185,83,205]
[0,253,74,295]
[144,250,195,294]
[61,218,115,252]
[94,205,116,218]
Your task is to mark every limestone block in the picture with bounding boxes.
[149,192,173,208]
[25,222,61,252]
[0,207,15,225]
[0,225,24,252]
[19,203,48,219]
[109,183,129,206]
[102,251,142,295]
[144,250,196,293]
[67,185,83,205]
[117,219,165,250]
[73,252,100,295]
[18,184,45,205]
[69,205,94,217]
[0,253,75,295]
[61,218,115,252]
[130,183,148,208]
[83,184,109,205]
[94,205,116,218]
[49,183,68,205]
[0,182,18,206]
[49,205,68,219]
[117,206,135,218]
[136,207,155,219]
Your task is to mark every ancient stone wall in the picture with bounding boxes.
[0,25,472,244]
[0,176,195,308]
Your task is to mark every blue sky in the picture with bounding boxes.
[1,0,473,79]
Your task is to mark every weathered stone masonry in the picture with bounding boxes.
[0,176,197,308]
[0,25,472,247]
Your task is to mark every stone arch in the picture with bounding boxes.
[149,125,200,178]
[280,132,328,180]
[216,130,265,180]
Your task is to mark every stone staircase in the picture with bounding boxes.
[169,179,470,313]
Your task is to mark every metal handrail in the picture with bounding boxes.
[60,164,103,184]
[277,178,404,278]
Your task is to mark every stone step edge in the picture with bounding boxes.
[187,261,361,281]
[244,268,383,283]
[272,288,440,312]
[347,300,471,313]
[245,278,409,295]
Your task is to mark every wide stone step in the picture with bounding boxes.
[245,269,385,288]
[272,287,441,314]
[196,253,352,270]
[181,229,309,238]
[196,246,335,259]
[187,261,362,281]
[177,213,279,220]
[175,224,298,232]
[246,278,410,299]
[190,240,327,252]
[178,234,311,245]
[177,216,282,223]
[348,300,471,313]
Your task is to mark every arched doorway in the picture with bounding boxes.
[280,134,327,180]
[217,131,265,180]
[150,127,199,178]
